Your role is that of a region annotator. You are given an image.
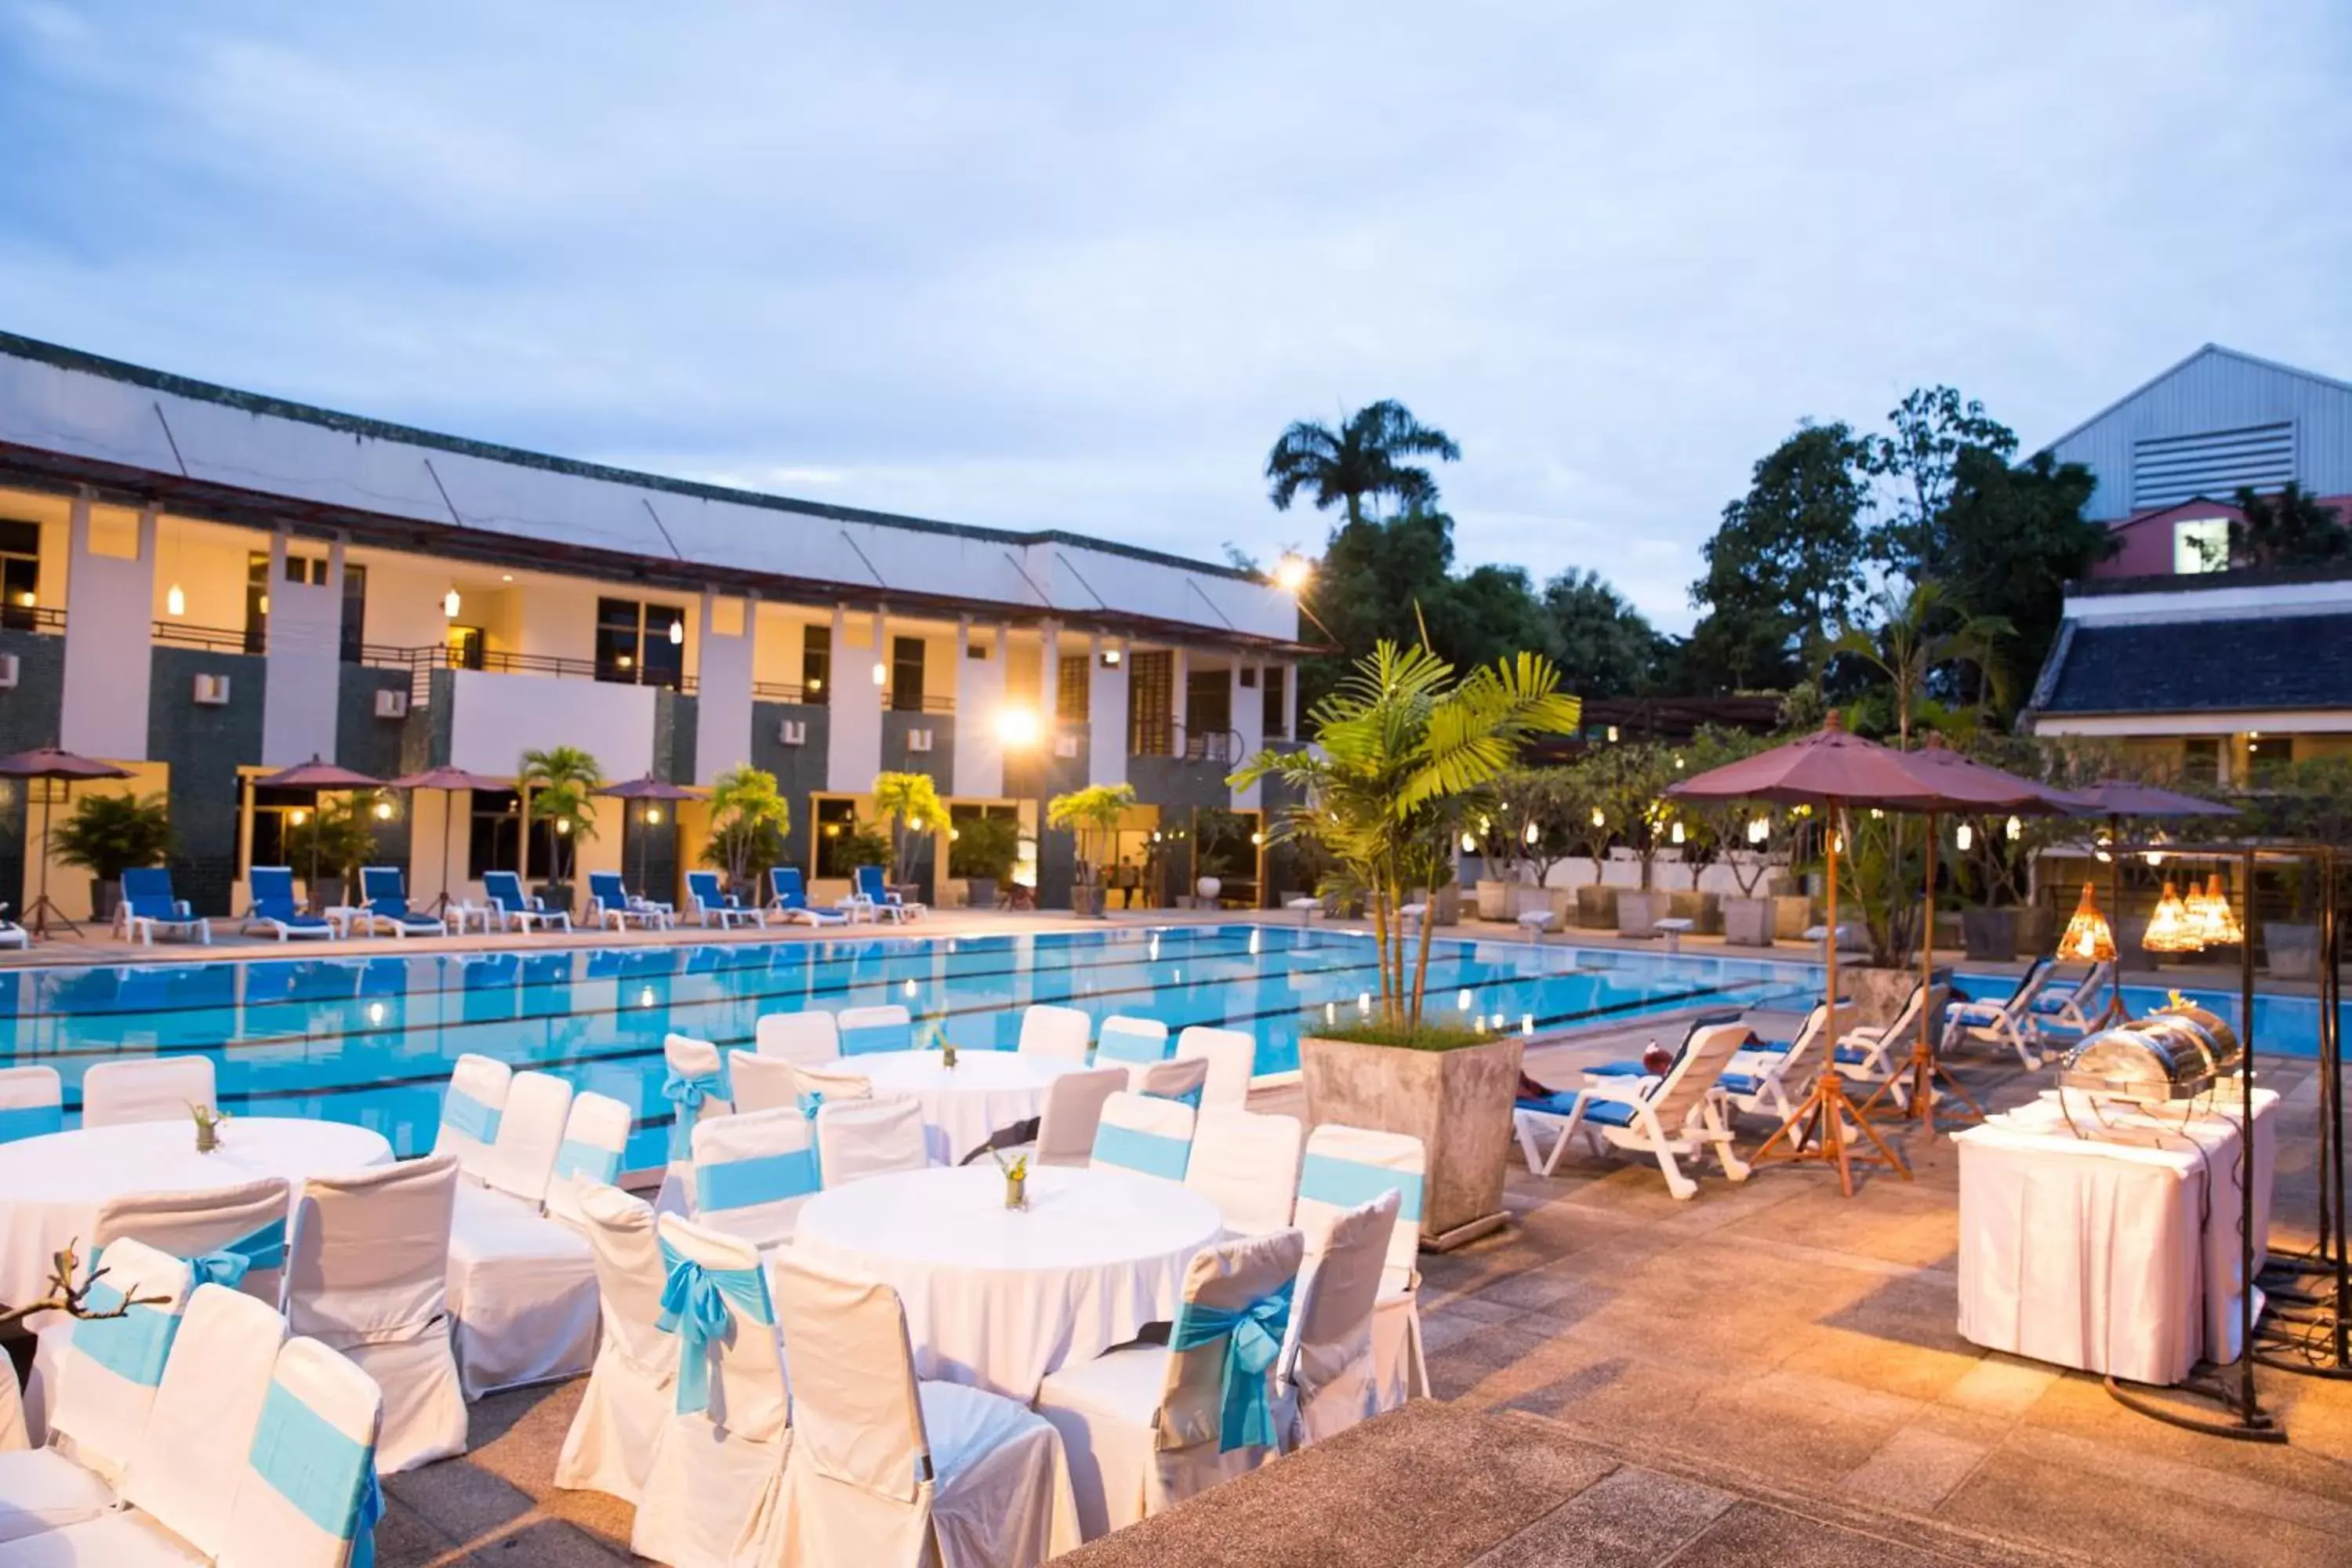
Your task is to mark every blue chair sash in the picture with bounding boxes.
[552,1137,621,1188]
[441,1087,502,1145]
[1170,1279,1295,1453]
[1299,1153,1423,1225]
[662,1064,731,1160]
[1147,1082,1204,1112]
[655,1237,776,1414]
[187,1218,288,1290]
[697,1147,820,1213]
[1092,1123,1190,1181]
[247,1379,382,1561]
[0,1102,62,1142]
[70,1278,180,1386]
[797,1092,826,1185]
[1094,1024,1171,1065]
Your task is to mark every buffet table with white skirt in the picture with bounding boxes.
[1955,1088,2278,1386]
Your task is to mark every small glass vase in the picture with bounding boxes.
[942,1041,959,1070]
[1004,1171,1027,1210]
[194,1117,220,1155]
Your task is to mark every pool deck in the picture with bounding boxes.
[372,1010,2352,1567]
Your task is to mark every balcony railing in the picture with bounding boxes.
[5,605,64,636]
[358,643,696,692]
[153,620,252,654]
[1132,723,1243,764]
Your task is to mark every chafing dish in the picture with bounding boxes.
[2059,1012,2234,1103]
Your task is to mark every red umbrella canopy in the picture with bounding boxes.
[596,775,705,801]
[0,746,131,782]
[252,754,385,790]
[1665,714,1988,812]
[387,765,510,792]
[2056,779,2238,819]
[1898,734,2071,816]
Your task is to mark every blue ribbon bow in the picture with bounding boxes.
[187,1218,288,1290]
[1170,1279,1295,1453]
[350,1465,384,1568]
[796,1091,826,1185]
[654,1238,774,1414]
[662,1065,731,1160]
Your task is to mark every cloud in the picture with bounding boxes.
[2,1,2347,633]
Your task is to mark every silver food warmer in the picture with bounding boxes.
[2057,1000,2242,1104]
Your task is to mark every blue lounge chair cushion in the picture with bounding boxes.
[1578,1098,1637,1128]
[1584,1061,1643,1077]
[1515,1091,1580,1116]
[1831,1046,1875,1066]
[1748,1038,1795,1054]
[1719,1072,1762,1095]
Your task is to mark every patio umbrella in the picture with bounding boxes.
[387,766,510,917]
[0,746,133,937]
[1666,713,2031,1195]
[2056,779,2239,1025]
[250,756,386,912]
[596,776,705,898]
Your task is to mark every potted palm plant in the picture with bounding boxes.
[283,794,382,910]
[520,746,604,915]
[872,771,947,902]
[1234,641,1579,1249]
[51,791,174,921]
[1048,783,1136,917]
[949,815,1019,909]
[703,764,791,899]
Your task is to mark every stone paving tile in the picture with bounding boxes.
[1938,1354,2060,1419]
[1936,1446,2344,1568]
[1668,1500,1993,1566]
[1464,1465,1733,1567]
[1835,1426,1992,1510]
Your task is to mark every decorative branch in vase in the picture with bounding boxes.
[189,1102,230,1153]
[991,1147,1029,1210]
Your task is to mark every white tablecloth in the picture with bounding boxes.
[1955,1088,2278,1386]
[856,1050,1089,1164]
[793,1164,1221,1400]
[0,1117,394,1308]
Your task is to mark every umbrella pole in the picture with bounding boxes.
[435,790,455,919]
[1861,809,1984,1129]
[27,782,79,938]
[1748,801,1910,1196]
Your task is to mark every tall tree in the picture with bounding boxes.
[1934,446,2107,711]
[2222,483,2350,568]
[1541,568,1667,697]
[1863,385,2017,576]
[1686,421,1871,691]
[1265,401,1461,527]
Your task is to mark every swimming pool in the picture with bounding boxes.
[0,925,2325,1172]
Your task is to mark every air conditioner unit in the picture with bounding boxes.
[0,653,18,690]
[906,728,933,753]
[373,688,410,719]
[779,719,808,746]
[1053,735,1080,760]
[193,673,231,707]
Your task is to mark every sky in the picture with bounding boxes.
[2,3,2348,633]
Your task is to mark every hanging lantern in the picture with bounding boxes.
[1523,820,1540,846]
[1954,822,1974,852]
[443,586,461,619]
[165,583,186,618]
[1459,832,1478,853]
[1747,817,1769,845]
[2142,880,2202,953]
[1669,821,1685,845]
[668,618,684,646]
[2188,873,2245,946]
[2056,882,2117,964]
[1591,808,1605,828]
[2005,815,2022,841]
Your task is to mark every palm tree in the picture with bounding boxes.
[518,745,606,884]
[871,771,947,887]
[1232,641,1579,1031]
[1826,580,2012,746]
[1265,401,1461,527]
[704,764,790,895]
[1047,783,1137,918]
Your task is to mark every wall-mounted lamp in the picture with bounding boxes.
[165,583,186,618]
[994,706,1042,747]
[871,662,887,686]
[1272,554,1312,593]
[645,806,663,826]
[443,586,461,619]
[669,618,684,646]
[1102,648,1123,666]
[373,800,394,821]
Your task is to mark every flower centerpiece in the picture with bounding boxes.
[992,1147,1029,1210]
[924,1020,958,1070]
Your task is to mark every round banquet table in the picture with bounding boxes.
[854,1049,1090,1164]
[0,1117,394,1308]
[793,1163,1222,1401]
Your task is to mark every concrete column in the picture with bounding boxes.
[1169,646,1189,756]
[692,589,755,786]
[1281,659,1298,741]
[261,528,343,766]
[1087,633,1129,788]
[60,493,157,761]
[1232,661,1264,808]
[1038,619,1061,732]
[953,616,1005,799]
[826,603,883,793]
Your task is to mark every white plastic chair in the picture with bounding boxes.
[79,1056,216,1129]
[768,1254,1082,1566]
[1035,1229,1305,1541]
[814,1097,930,1188]
[1017,1004,1092,1063]
[554,1183,678,1506]
[447,1073,597,1397]
[1033,1066,1127,1168]
[1088,1092,1196,1183]
[2024,960,2114,1053]
[1295,1124,1429,1412]
[728,1050,800,1114]
[1183,1110,1304,1236]
[1284,1189,1399,1446]
[1720,1002,1829,1131]
[632,1214,789,1568]
[285,1153,466,1472]
[1512,1022,1755,1198]
[692,1105,822,1250]
[0,1065,63,1143]
[1831,981,1948,1105]
[1173,1025,1253,1113]
[659,1033,734,1214]
[756,1010,842,1068]
[1092,1016,1171,1084]
[432,1053,514,1183]
[838,1004,913,1056]
[212,1336,385,1568]
[544,1091,633,1232]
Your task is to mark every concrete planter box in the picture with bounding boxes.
[1473,880,1510,920]
[1575,884,1619,930]
[1616,890,1665,938]
[1506,884,1554,920]
[1300,1032,1524,1249]
[1667,890,1722,935]
[1962,906,2019,960]
[1772,895,1813,939]
[1842,963,1916,1029]
[1546,887,1575,927]
[1723,896,1774,948]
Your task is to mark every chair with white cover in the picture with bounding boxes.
[814,1097,929,1188]
[78,1056,216,1129]
[1295,1124,1430,1411]
[1088,1092,1195,1183]
[554,1183,678,1506]
[211,1336,386,1568]
[659,1033,733,1214]
[764,1254,1081,1567]
[433,1053,513,1183]
[543,1091,633,1232]
[755,1010,841,1067]
[0,1240,191,1541]
[693,1107,822,1250]
[1032,1066,1127,1168]
[1173,1026,1254,1113]
[1133,1054,1209,1109]
[285,1153,466,1472]
[446,1071,598,1397]
[0,1361,19,1454]
[790,1062,873,1105]
[1184,1110,1304,1236]
[632,1214,789,1568]
[1092,1016,1171,1087]
[727,1050,800,1115]
[116,1284,289,1563]
[1283,1189,1399,1446]
[1017,1004,1092,1063]
[1512,1022,1754,1199]
[1034,1229,1305,1541]
[0,1065,62,1144]
[837,1004,913,1056]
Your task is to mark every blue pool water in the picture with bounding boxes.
[0,925,2327,1172]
